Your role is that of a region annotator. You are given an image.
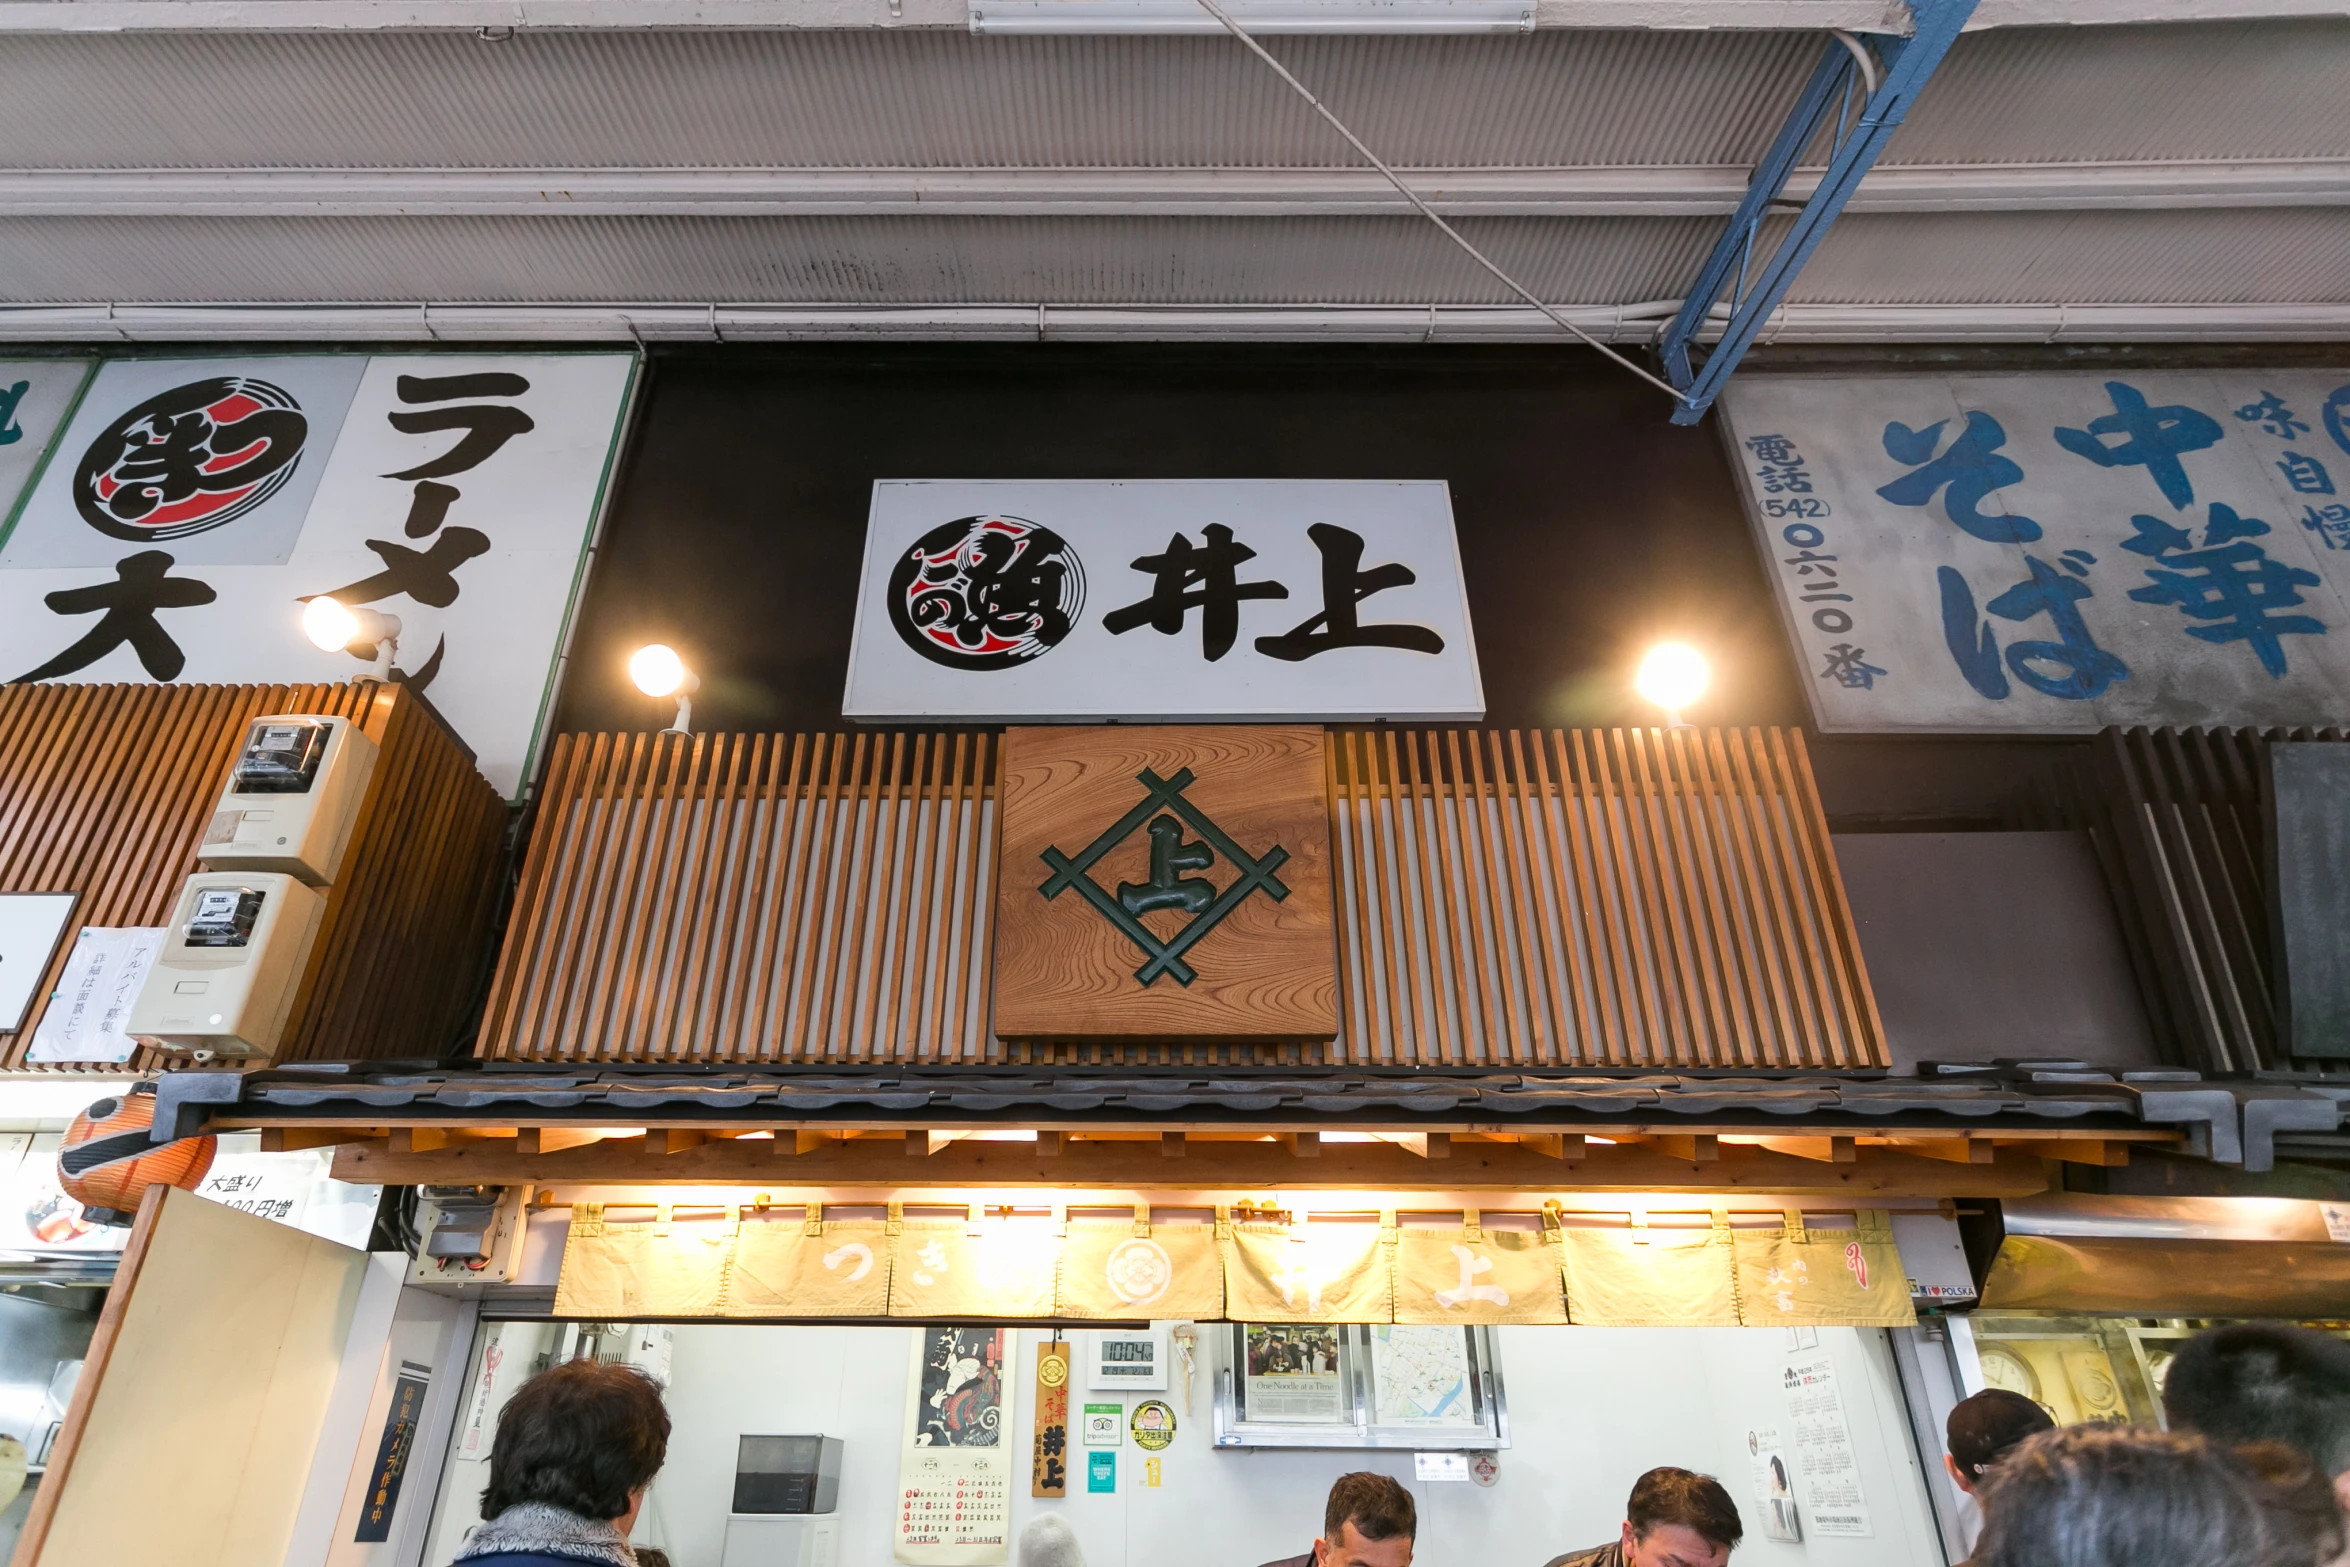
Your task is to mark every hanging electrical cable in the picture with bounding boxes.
[1188,0,1694,410]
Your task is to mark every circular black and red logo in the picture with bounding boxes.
[887,514,1085,671]
[73,376,308,542]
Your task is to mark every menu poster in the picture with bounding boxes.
[897,1327,1016,1566]
[1782,1350,1873,1537]
[1745,1427,1803,1544]
[1369,1326,1477,1428]
[1243,1324,1343,1422]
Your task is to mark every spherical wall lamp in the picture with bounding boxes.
[1634,642,1708,729]
[301,595,402,679]
[629,643,700,735]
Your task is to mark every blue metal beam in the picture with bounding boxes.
[1660,0,1979,426]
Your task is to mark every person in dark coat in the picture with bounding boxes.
[449,1359,671,1567]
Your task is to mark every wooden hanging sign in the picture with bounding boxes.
[992,726,1337,1041]
[1032,1339,1071,1497]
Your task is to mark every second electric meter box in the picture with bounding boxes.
[196,715,378,887]
[127,872,326,1058]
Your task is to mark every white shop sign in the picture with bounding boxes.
[0,352,640,797]
[1720,371,2350,733]
[844,480,1484,721]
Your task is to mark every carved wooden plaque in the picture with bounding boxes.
[992,726,1336,1041]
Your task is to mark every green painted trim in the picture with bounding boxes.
[0,357,99,557]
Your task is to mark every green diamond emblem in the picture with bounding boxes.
[1038,767,1291,987]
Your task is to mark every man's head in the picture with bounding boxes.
[1975,1425,2347,1567]
[2166,1322,2350,1508]
[481,1360,671,1531]
[1310,1471,1417,1567]
[1618,1467,1743,1567]
[1944,1389,2056,1497]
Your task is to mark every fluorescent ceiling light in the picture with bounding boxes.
[970,0,1532,33]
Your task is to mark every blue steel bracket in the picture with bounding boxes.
[1660,0,1979,426]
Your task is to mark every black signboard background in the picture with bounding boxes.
[564,343,2076,825]
[565,344,1796,733]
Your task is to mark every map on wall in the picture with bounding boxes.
[1720,370,2350,733]
[0,351,640,797]
[1368,1325,1477,1428]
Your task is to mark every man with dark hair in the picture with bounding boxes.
[1256,1470,1418,1567]
[2165,1321,2350,1509]
[1943,1388,2057,1566]
[450,1359,672,1567]
[1544,1467,1744,1567]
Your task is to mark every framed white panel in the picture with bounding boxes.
[844,479,1483,722]
[0,892,77,1032]
[1721,370,2350,733]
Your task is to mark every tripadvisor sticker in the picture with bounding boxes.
[1130,1400,1177,1451]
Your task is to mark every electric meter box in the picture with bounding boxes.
[127,872,326,1058]
[196,715,378,887]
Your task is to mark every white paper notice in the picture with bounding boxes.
[1782,1350,1873,1538]
[25,926,163,1064]
[1746,1426,1803,1544]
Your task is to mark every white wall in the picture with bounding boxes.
[604,1322,1944,1567]
[420,1320,565,1567]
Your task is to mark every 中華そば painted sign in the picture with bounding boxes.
[1720,371,2350,733]
[843,479,1483,721]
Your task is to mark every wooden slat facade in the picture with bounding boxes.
[2075,724,2349,1075]
[1326,726,1884,1068]
[479,725,1884,1068]
[0,682,508,1069]
[480,730,1002,1063]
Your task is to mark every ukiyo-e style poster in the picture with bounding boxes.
[844,479,1484,722]
[897,1327,1016,1566]
[1719,371,2350,733]
[0,352,640,797]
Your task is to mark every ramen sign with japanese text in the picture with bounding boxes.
[1721,370,2350,733]
[0,352,640,796]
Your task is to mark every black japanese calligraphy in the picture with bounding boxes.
[1101,523,1287,662]
[1254,522,1445,662]
[13,550,216,681]
[313,527,492,610]
[382,373,535,481]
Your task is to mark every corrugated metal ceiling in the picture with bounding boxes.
[0,22,2341,170]
[0,20,2343,319]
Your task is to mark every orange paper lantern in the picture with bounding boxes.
[58,1088,215,1225]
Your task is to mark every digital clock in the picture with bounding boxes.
[1087,1329,1170,1391]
